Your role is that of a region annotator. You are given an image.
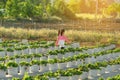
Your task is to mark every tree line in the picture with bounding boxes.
[0,0,120,22]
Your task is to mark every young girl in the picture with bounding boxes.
[55,29,69,49]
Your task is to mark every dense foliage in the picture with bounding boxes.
[0,0,120,22]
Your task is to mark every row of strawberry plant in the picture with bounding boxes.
[0,42,81,57]
[0,47,119,65]
[7,44,115,58]
[0,47,119,69]
[0,40,115,56]
[98,74,120,80]
[0,48,119,78]
[10,57,120,80]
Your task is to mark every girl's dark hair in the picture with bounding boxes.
[60,29,65,36]
[58,29,65,36]
[58,29,61,36]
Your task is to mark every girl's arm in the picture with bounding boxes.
[64,36,70,44]
[55,37,59,46]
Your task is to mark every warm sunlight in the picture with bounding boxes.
[0,0,120,80]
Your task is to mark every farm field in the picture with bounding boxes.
[0,0,120,79]
[0,39,119,80]
[1,13,120,80]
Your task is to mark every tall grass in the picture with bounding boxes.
[76,13,102,19]
[0,27,119,44]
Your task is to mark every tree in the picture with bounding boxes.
[19,0,35,19]
[0,0,7,8]
[52,0,76,19]
[0,9,5,25]
[105,3,120,17]
[0,0,7,25]
[67,0,80,13]
[33,3,44,20]
[3,0,77,21]
[5,0,21,18]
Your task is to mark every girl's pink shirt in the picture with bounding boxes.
[55,35,69,46]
